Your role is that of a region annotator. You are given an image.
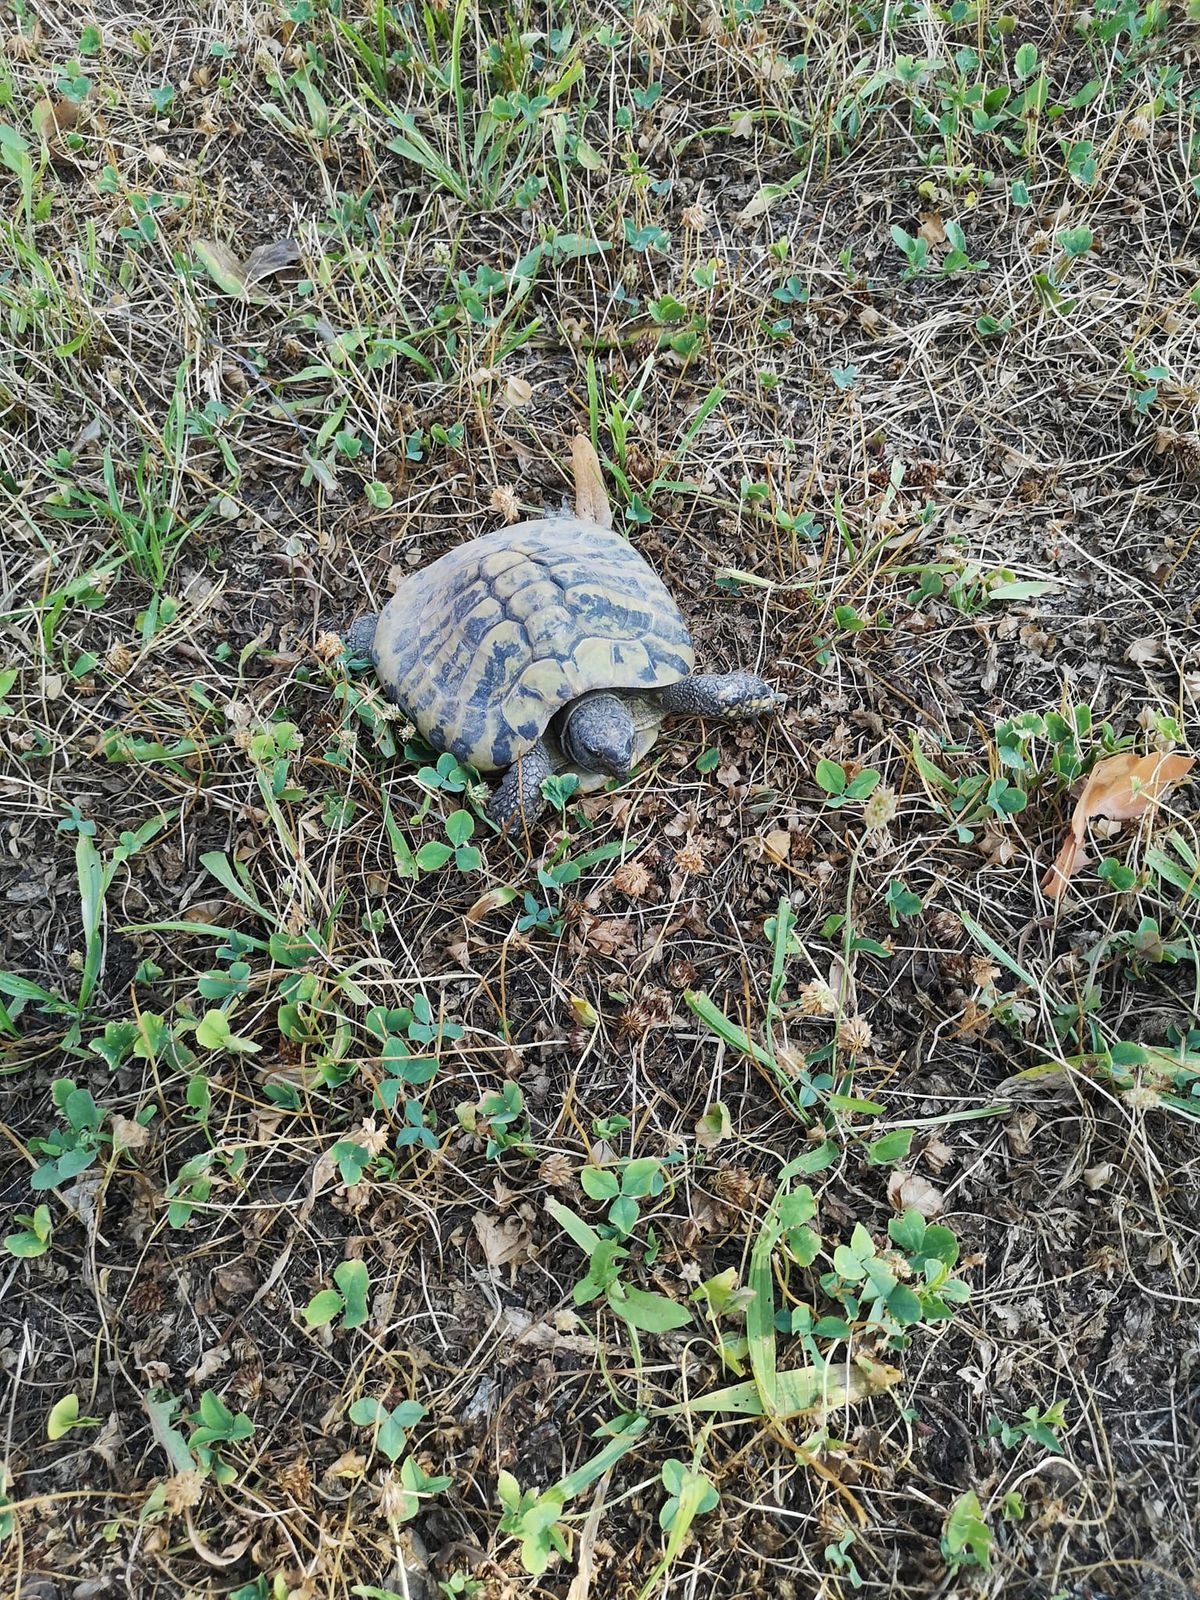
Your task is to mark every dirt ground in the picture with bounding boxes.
[2,2,1199,1598]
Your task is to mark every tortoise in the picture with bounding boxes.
[346,436,784,830]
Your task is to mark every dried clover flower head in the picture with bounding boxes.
[797,981,838,1017]
[836,1017,873,1055]
[863,785,898,830]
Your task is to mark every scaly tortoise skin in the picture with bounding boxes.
[347,437,784,831]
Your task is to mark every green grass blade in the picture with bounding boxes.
[659,1358,902,1419]
[684,990,773,1069]
[960,913,1042,992]
[746,1203,781,1419]
[75,832,105,1011]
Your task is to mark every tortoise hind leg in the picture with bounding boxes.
[488,739,553,831]
[659,673,785,720]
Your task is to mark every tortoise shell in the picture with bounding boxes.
[369,517,695,773]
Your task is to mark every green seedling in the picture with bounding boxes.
[47,1393,102,1440]
[497,1415,648,1576]
[195,1005,261,1054]
[30,1079,110,1191]
[822,1208,971,1338]
[942,1490,992,1570]
[4,1204,52,1257]
[371,995,461,1111]
[815,758,881,808]
[986,1400,1067,1455]
[303,1259,370,1330]
[579,1155,671,1239]
[414,808,481,873]
[824,1529,864,1589]
[165,1146,246,1228]
[637,1448,720,1600]
[348,1396,426,1464]
[186,1390,255,1484]
[548,1199,691,1335]
[516,858,580,937]
[457,1080,532,1158]
[884,880,923,925]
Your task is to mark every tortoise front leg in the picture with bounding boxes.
[659,673,785,721]
[488,738,553,831]
[344,613,378,658]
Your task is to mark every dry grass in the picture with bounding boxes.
[2,1,1200,1597]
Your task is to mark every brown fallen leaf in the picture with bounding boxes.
[111,1113,150,1152]
[243,236,301,284]
[189,1345,230,1385]
[32,95,81,147]
[502,374,533,409]
[472,1210,532,1270]
[1082,1163,1114,1191]
[571,433,612,529]
[917,212,946,247]
[466,884,519,922]
[887,1169,944,1219]
[1042,751,1194,898]
[922,1136,955,1174]
[761,827,791,863]
[1124,636,1164,666]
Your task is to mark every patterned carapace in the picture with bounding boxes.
[369,518,695,771]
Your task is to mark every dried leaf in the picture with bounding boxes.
[189,1345,230,1385]
[887,1169,944,1219]
[568,994,599,1028]
[1042,751,1194,898]
[1006,1110,1038,1156]
[70,416,104,455]
[1082,1163,1114,1191]
[762,828,791,862]
[466,885,519,923]
[660,1354,902,1419]
[192,240,248,297]
[111,1113,149,1151]
[923,1137,955,1174]
[571,434,612,529]
[1124,637,1164,667]
[243,236,301,284]
[917,213,946,247]
[502,375,533,409]
[472,1211,532,1270]
[32,95,81,143]
[582,916,640,959]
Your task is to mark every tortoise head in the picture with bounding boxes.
[559,691,636,779]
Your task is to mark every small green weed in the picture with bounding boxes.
[303,1259,371,1331]
[348,1396,426,1464]
[4,1203,52,1257]
[986,1400,1067,1455]
[942,1490,992,1570]
[497,1415,648,1576]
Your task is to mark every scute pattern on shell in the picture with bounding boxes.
[370,518,695,772]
